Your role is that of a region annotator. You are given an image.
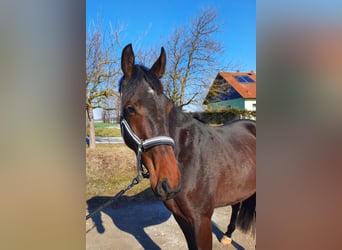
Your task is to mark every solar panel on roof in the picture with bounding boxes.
[234,76,244,82]
[234,75,255,83]
[242,76,254,82]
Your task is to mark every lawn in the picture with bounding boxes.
[94,122,120,129]
[86,123,122,137]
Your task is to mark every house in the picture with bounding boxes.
[203,71,256,112]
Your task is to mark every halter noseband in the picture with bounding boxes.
[120,118,175,180]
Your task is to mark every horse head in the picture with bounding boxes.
[119,44,181,200]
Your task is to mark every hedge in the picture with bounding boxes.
[190,107,256,124]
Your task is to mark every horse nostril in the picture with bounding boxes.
[155,179,176,200]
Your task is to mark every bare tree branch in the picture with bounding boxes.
[86,18,123,148]
[163,8,230,109]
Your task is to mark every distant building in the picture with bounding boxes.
[203,71,256,112]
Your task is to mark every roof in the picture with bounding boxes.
[218,71,256,98]
[204,71,256,104]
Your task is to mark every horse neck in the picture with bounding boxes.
[168,105,192,133]
[167,103,208,147]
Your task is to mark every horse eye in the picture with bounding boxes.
[126,105,136,115]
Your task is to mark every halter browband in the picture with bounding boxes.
[120,118,175,179]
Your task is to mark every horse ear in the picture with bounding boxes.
[150,47,166,79]
[121,44,135,79]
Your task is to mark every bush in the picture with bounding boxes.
[191,107,256,124]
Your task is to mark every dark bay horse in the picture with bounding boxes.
[119,44,256,250]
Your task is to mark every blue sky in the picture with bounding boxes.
[87,0,255,117]
[87,0,255,71]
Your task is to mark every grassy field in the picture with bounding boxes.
[86,123,122,137]
[86,144,151,200]
[94,122,120,129]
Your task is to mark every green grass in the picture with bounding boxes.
[86,123,122,137]
[94,122,120,129]
[95,127,121,137]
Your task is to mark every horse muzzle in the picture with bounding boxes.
[155,178,181,200]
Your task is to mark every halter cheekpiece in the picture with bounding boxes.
[120,118,175,180]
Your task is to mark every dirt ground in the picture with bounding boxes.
[86,193,256,250]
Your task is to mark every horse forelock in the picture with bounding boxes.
[139,65,164,94]
[119,65,164,96]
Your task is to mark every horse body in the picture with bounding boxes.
[164,107,256,249]
[120,44,256,250]
[171,109,255,204]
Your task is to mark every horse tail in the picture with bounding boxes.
[236,193,256,232]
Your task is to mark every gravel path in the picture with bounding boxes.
[86,197,255,250]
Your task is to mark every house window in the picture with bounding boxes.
[234,75,255,83]
[252,103,256,111]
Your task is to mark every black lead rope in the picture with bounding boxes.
[86,175,142,220]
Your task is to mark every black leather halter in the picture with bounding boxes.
[120,118,175,179]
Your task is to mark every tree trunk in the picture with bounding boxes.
[86,106,96,149]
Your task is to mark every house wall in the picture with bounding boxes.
[244,99,256,111]
[207,98,245,110]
